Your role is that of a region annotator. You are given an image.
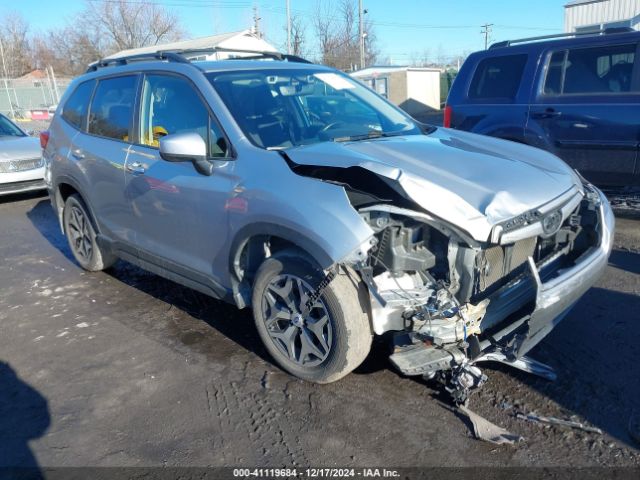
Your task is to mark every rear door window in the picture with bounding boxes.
[62,80,95,130]
[468,54,528,100]
[543,43,637,95]
[88,75,137,141]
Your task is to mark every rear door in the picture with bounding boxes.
[70,74,139,244]
[123,73,236,294]
[527,41,640,187]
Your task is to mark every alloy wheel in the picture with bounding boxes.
[261,274,333,367]
[67,205,93,263]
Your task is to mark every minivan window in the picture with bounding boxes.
[138,74,228,157]
[468,54,528,100]
[544,43,637,95]
[88,76,137,141]
[62,80,95,130]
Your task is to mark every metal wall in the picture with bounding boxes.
[564,0,640,32]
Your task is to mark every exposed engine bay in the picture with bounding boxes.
[348,186,603,404]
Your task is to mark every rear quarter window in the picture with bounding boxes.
[61,80,95,130]
[468,54,528,101]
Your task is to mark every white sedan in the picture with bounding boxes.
[0,114,45,195]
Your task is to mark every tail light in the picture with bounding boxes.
[443,105,452,128]
[39,130,50,149]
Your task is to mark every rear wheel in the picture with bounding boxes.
[252,252,372,383]
[63,194,116,271]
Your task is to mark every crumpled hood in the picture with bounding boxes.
[0,135,41,161]
[286,128,583,242]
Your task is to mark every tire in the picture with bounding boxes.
[63,194,116,272]
[251,252,372,384]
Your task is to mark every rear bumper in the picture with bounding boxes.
[482,187,614,356]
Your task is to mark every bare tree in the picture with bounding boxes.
[312,0,377,71]
[84,0,184,51]
[0,12,32,77]
[290,14,307,58]
[410,48,431,67]
[29,0,184,75]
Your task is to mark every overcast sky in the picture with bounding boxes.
[3,0,567,62]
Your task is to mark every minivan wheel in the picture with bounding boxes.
[63,194,116,271]
[251,252,372,384]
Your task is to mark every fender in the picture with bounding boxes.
[229,221,335,274]
[51,174,99,234]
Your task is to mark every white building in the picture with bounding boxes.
[105,30,278,61]
[350,66,442,115]
[565,0,640,32]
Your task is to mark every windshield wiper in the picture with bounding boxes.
[332,130,404,143]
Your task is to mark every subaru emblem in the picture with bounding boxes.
[542,210,563,236]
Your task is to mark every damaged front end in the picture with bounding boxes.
[343,183,613,404]
[281,131,614,405]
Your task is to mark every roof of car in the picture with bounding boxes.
[487,28,640,52]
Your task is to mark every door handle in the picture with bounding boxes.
[531,108,562,119]
[125,161,146,175]
[71,148,85,160]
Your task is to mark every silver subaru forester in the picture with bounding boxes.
[44,51,614,396]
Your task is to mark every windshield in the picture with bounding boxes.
[0,115,25,137]
[206,68,420,149]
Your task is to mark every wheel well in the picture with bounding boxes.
[234,235,308,286]
[54,183,80,227]
[232,234,319,308]
[58,183,79,202]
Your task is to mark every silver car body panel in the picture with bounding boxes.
[0,135,45,195]
[285,128,584,244]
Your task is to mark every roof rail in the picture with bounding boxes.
[489,26,636,49]
[86,47,312,72]
[86,51,190,72]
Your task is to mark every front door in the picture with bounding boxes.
[527,42,640,187]
[124,73,236,294]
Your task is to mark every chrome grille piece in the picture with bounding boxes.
[0,158,43,173]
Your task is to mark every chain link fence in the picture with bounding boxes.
[0,73,72,121]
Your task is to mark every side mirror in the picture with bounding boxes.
[159,132,213,176]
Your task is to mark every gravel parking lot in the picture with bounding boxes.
[1,191,639,470]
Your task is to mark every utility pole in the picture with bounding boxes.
[286,0,291,54]
[481,23,493,50]
[0,39,14,120]
[358,0,365,69]
[253,5,262,38]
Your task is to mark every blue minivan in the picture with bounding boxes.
[445,28,640,188]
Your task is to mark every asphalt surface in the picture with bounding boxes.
[1,191,639,469]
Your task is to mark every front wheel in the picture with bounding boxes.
[251,253,372,384]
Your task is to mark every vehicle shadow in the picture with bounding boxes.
[0,190,47,205]
[25,199,75,263]
[488,287,640,449]
[608,249,640,275]
[0,361,50,479]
